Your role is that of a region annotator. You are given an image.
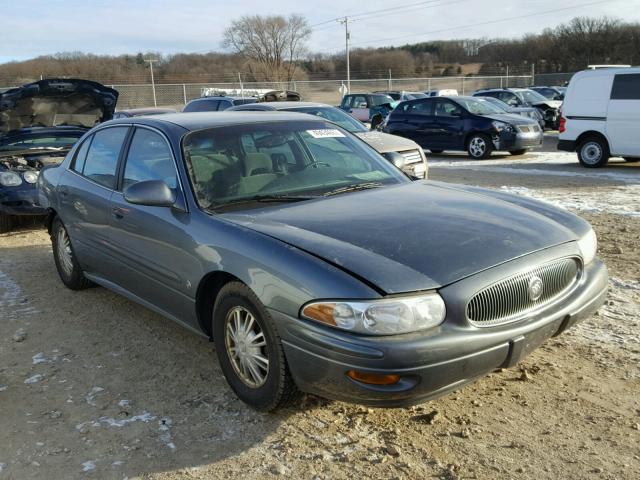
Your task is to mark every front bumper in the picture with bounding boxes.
[0,185,46,216]
[273,254,608,407]
[494,129,543,151]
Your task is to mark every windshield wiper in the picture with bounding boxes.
[209,194,318,211]
[323,182,384,197]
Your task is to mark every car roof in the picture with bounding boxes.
[118,107,176,114]
[106,111,326,132]
[190,96,254,102]
[232,101,331,110]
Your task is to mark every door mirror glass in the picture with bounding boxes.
[124,180,176,207]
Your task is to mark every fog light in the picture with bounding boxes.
[346,370,401,385]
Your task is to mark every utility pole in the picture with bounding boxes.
[338,17,353,94]
[144,58,158,107]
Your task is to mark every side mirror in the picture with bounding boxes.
[384,151,406,170]
[124,180,176,207]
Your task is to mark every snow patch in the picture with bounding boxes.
[118,399,129,408]
[85,387,105,407]
[498,185,640,217]
[0,386,7,392]
[24,374,44,384]
[159,417,176,451]
[0,270,39,319]
[76,412,156,431]
[81,460,96,472]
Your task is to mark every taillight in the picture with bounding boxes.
[559,115,566,133]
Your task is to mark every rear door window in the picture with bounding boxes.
[72,136,93,173]
[81,127,129,189]
[352,96,368,108]
[402,100,434,115]
[611,74,640,100]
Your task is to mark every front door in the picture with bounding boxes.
[107,126,198,328]
[433,99,465,149]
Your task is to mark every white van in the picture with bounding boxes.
[558,67,640,167]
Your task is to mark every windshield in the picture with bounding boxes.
[517,90,549,104]
[478,96,510,112]
[370,95,395,106]
[453,97,505,115]
[183,121,406,210]
[284,106,367,133]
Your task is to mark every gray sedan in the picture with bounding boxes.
[38,112,608,411]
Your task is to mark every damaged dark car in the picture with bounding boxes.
[0,78,118,232]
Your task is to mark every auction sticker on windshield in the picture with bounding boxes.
[307,129,345,138]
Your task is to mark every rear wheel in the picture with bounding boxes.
[0,212,14,234]
[467,134,493,159]
[577,136,609,168]
[213,282,300,411]
[509,149,528,156]
[51,217,93,290]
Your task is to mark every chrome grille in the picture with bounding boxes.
[466,258,580,327]
[400,149,423,164]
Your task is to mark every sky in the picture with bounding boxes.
[0,0,638,64]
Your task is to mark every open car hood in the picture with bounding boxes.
[0,79,118,135]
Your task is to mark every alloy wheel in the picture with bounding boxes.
[469,136,486,158]
[56,226,74,277]
[224,306,270,388]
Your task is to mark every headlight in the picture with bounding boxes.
[23,170,39,184]
[0,171,22,186]
[492,121,515,133]
[301,293,446,335]
[577,228,597,265]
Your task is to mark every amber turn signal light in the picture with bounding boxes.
[346,370,401,385]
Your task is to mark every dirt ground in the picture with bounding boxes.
[1,136,639,480]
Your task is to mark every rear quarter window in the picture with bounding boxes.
[611,74,640,100]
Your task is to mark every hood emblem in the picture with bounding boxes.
[528,275,544,301]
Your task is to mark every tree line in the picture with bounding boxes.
[0,16,638,87]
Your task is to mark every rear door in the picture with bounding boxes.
[57,126,129,276]
[606,73,640,156]
[402,99,438,146]
[107,126,198,327]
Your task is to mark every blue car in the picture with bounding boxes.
[0,78,118,232]
[39,112,607,411]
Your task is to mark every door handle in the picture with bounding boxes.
[112,207,125,219]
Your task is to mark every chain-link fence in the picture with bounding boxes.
[107,74,536,109]
[533,72,575,86]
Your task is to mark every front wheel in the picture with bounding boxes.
[213,282,300,411]
[509,149,528,156]
[577,137,609,168]
[51,217,93,290]
[467,134,493,159]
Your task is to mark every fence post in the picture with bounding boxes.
[388,70,392,90]
[461,77,465,95]
[182,84,187,104]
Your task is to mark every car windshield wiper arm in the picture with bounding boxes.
[209,194,318,211]
[323,182,384,197]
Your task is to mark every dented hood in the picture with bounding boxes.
[222,182,587,294]
[0,79,118,135]
[355,131,422,154]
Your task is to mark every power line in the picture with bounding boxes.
[341,0,617,50]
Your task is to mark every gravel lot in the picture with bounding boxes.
[1,135,639,479]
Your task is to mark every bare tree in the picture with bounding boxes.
[222,14,311,83]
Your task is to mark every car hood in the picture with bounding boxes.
[531,100,562,109]
[221,181,586,294]
[481,113,538,125]
[0,78,118,135]
[355,131,421,153]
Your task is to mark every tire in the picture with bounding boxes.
[577,136,610,168]
[213,282,300,411]
[0,212,14,234]
[467,134,493,159]
[429,149,444,154]
[509,149,528,156]
[623,157,639,163]
[50,217,93,290]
